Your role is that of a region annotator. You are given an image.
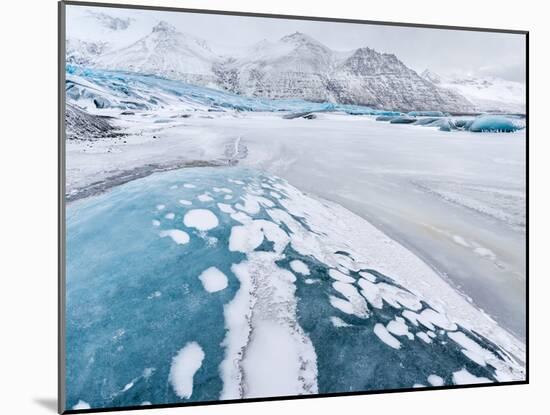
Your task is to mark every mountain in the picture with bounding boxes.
[326,47,473,112]
[68,24,480,112]
[215,32,338,102]
[421,70,525,113]
[66,38,111,66]
[93,21,220,87]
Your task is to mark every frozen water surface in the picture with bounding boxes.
[66,168,524,410]
[65,69,525,410]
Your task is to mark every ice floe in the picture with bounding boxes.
[159,229,190,245]
[197,193,214,202]
[427,374,444,386]
[198,267,228,293]
[168,342,205,399]
[374,323,401,349]
[328,269,355,283]
[452,368,491,385]
[386,317,414,340]
[72,400,91,410]
[330,316,353,327]
[289,259,310,275]
[217,203,236,214]
[332,281,369,318]
[183,209,219,231]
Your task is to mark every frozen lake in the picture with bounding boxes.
[182,113,527,339]
[67,110,526,340]
[65,167,524,409]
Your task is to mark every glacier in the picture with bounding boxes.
[66,66,401,116]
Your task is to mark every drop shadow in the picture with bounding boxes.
[34,398,57,413]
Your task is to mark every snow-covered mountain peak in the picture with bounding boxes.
[152,20,176,34]
[420,70,525,113]
[421,69,442,84]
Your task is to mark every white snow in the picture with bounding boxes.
[217,203,236,214]
[156,204,165,211]
[179,199,192,206]
[427,374,444,386]
[198,267,228,293]
[213,187,232,193]
[332,281,369,318]
[183,209,219,231]
[228,220,288,254]
[328,269,355,283]
[197,193,214,202]
[329,295,354,315]
[416,332,432,344]
[289,259,310,275]
[220,247,317,399]
[159,229,190,245]
[168,342,205,399]
[152,219,160,227]
[358,271,376,282]
[122,381,134,392]
[373,323,401,349]
[452,368,492,385]
[165,212,175,220]
[447,331,498,368]
[386,317,413,340]
[183,184,196,189]
[330,316,352,327]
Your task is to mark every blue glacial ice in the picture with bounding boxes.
[66,65,400,116]
[468,115,524,133]
[408,111,446,117]
[66,167,524,410]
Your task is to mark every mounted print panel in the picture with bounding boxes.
[59,1,527,413]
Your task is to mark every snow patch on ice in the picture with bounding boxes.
[332,281,369,318]
[183,209,219,231]
[160,229,190,245]
[427,374,444,386]
[328,269,355,283]
[452,368,492,385]
[197,193,214,202]
[386,317,414,340]
[72,400,91,410]
[374,323,401,349]
[416,332,432,344]
[330,316,352,327]
[198,267,228,293]
[289,259,310,275]
[217,203,236,214]
[168,342,205,399]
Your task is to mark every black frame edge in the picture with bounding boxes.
[58,1,67,414]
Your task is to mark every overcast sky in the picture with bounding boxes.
[67,4,526,82]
